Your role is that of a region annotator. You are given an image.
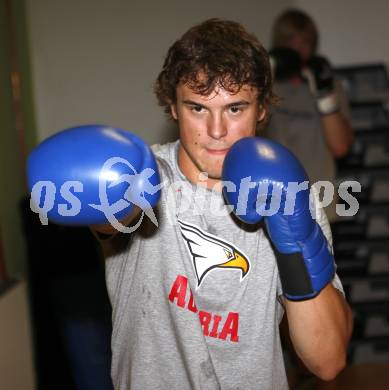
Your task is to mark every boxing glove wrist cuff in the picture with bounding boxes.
[275,249,335,301]
[317,92,340,115]
[272,223,336,300]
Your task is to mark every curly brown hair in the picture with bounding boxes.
[154,18,276,118]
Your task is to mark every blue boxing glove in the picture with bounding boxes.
[28,125,161,231]
[222,137,335,300]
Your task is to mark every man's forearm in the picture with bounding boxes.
[322,112,353,158]
[283,283,353,381]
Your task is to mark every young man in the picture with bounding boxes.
[28,18,353,389]
[102,18,352,389]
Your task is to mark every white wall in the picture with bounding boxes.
[27,0,389,144]
[294,0,389,66]
[26,0,290,144]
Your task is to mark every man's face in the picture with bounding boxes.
[288,33,315,62]
[170,82,266,189]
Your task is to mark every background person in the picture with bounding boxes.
[265,9,353,222]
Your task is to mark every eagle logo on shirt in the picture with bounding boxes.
[178,220,250,288]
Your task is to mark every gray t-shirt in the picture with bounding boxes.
[105,140,342,390]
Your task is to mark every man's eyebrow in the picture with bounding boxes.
[226,100,250,107]
[182,99,251,107]
[182,99,206,106]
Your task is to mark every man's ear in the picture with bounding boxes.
[257,104,268,123]
[170,104,178,120]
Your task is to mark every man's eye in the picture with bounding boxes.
[191,105,205,113]
[229,106,241,114]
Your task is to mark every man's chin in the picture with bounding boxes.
[196,156,224,181]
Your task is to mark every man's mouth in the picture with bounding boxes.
[205,147,230,156]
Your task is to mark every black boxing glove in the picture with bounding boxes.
[269,48,303,81]
[303,55,340,115]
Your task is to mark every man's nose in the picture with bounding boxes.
[207,113,227,139]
